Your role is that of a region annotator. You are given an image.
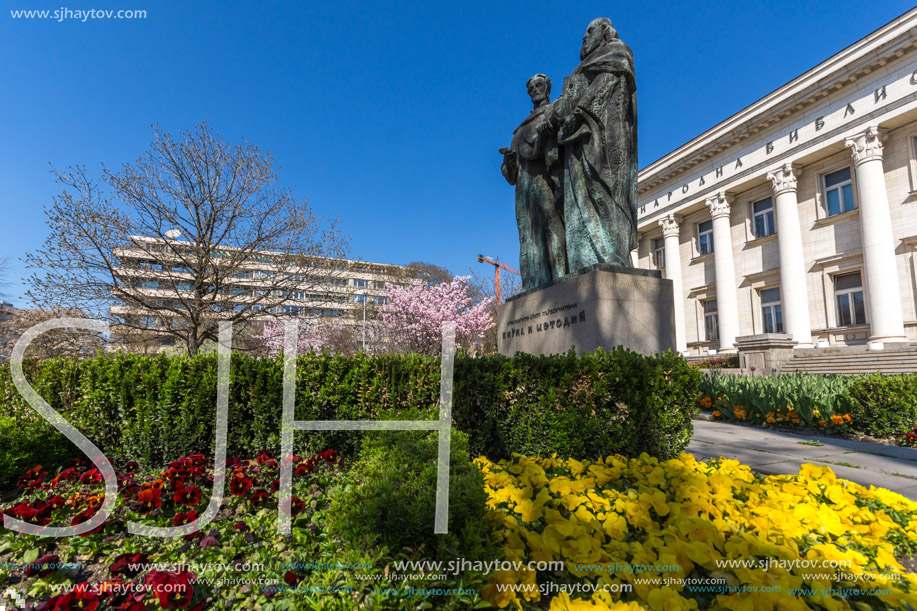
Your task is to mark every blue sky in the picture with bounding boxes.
[1,0,913,306]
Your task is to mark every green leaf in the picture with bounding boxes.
[22,547,40,564]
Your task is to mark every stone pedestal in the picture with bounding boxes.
[734,333,796,372]
[497,265,675,356]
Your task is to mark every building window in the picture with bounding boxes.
[354,294,367,303]
[374,296,388,305]
[354,279,369,288]
[824,167,855,217]
[834,272,865,327]
[751,197,775,238]
[652,238,665,270]
[374,281,386,289]
[697,220,714,256]
[760,287,783,333]
[703,300,719,342]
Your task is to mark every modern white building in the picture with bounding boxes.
[111,237,407,339]
[635,8,917,356]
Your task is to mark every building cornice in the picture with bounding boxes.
[637,8,917,195]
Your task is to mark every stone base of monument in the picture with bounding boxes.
[497,264,675,357]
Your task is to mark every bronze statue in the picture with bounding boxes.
[502,18,637,286]
[500,75,567,290]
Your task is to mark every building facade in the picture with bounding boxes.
[111,237,408,337]
[635,9,917,355]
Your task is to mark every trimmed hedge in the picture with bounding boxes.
[848,373,917,438]
[0,348,701,480]
[0,416,73,489]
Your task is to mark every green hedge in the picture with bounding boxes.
[0,416,73,489]
[0,348,701,478]
[848,374,917,438]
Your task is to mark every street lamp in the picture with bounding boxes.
[358,293,366,353]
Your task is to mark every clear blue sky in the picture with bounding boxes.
[1,0,913,306]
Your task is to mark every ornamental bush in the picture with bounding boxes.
[0,348,701,471]
[327,427,497,562]
[848,373,917,438]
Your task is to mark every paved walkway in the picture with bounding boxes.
[688,418,917,500]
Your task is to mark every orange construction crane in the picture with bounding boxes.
[477,254,520,305]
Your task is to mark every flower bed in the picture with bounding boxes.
[687,356,740,370]
[0,450,492,610]
[4,450,917,610]
[476,453,917,610]
[697,372,917,444]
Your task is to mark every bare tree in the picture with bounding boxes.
[399,261,454,286]
[26,123,349,355]
[0,307,105,361]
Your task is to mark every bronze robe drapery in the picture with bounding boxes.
[550,38,637,273]
[502,104,567,289]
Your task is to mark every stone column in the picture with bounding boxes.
[706,192,739,352]
[766,163,813,347]
[659,214,687,353]
[845,126,907,343]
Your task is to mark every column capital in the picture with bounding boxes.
[705,192,733,219]
[766,163,799,196]
[658,213,680,238]
[845,125,886,166]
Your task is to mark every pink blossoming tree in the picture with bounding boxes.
[380,275,494,355]
[259,316,384,355]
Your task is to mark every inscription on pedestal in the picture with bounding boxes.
[502,304,586,342]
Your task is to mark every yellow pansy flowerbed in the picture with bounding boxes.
[475,453,917,610]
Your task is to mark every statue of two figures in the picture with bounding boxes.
[501,18,638,292]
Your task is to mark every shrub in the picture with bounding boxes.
[454,348,702,461]
[0,415,74,489]
[327,428,497,562]
[848,373,917,438]
[0,348,701,472]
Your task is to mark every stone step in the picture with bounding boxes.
[793,352,917,361]
[780,350,917,374]
[785,360,917,367]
